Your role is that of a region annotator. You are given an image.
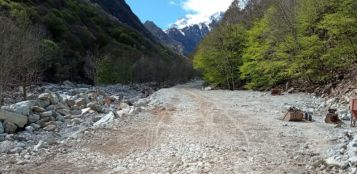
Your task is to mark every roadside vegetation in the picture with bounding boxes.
[193,0,357,90]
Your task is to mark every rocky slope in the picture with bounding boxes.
[144,21,184,55]
[91,0,153,37]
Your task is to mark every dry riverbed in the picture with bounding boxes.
[1,81,356,173]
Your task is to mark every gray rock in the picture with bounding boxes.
[28,114,40,123]
[0,140,15,153]
[56,109,70,116]
[50,93,59,105]
[70,109,82,115]
[38,93,51,101]
[37,99,50,108]
[3,121,17,134]
[87,102,104,113]
[25,126,34,132]
[66,99,75,107]
[43,124,56,131]
[10,100,37,115]
[63,80,76,88]
[40,111,54,118]
[0,109,28,128]
[75,98,86,107]
[29,123,41,130]
[32,106,46,113]
[134,99,149,107]
[0,122,4,134]
[56,115,65,122]
[0,134,5,142]
[71,118,81,124]
[45,105,55,111]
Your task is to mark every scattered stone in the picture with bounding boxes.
[37,99,50,108]
[0,110,28,128]
[10,100,37,115]
[70,109,82,115]
[33,140,44,152]
[32,106,46,113]
[87,102,104,113]
[0,140,15,153]
[66,99,75,108]
[0,122,4,134]
[25,126,35,132]
[75,98,86,107]
[43,124,56,131]
[40,111,54,118]
[50,93,59,105]
[38,93,51,101]
[56,109,70,116]
[29,123,41,130]
[3,121,17,134]
[28,114,40,123]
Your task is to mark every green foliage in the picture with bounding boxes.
[195,0,357,90]
[193,24,246,89]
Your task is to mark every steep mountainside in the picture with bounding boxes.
[0,0,194,84]
[145,13,223,56]
[90,0,152,37]
[144,21,184,55]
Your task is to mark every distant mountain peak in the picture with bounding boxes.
[171,11,224,30]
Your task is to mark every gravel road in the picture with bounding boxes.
[4,81,349,173]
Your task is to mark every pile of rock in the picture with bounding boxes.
[0,81,153,136]
[0,81,154,156]
[323,131,357,173]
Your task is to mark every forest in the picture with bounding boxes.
[0,0,194,87]
[193,0,357,90]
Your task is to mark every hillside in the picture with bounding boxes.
[0,0,194,84]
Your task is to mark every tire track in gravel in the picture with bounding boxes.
[182,89,252,151]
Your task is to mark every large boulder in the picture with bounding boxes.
[0,110,28,128]
[10,100,37,115]
[3,121,17,134]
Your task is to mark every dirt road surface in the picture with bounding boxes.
[3,82,347,173]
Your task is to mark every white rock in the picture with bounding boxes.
[93,112,115,128]
[10,100,37,115]
[33,140,44,152]
[38,93,51,101]
[325,156,348,169]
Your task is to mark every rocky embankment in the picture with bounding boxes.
[0,81,155,156]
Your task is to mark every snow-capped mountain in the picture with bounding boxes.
[172,12,224,30]
[166,12,224,55]
[144,12,224,56]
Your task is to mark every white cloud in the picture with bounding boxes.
[173,0,234,28]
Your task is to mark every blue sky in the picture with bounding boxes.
[125,0,186,29]
[125,0,234,29]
